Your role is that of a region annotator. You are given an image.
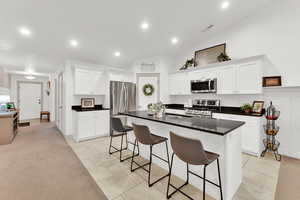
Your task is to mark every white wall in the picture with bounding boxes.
[166,0,300,159]
[174,0,300,87]
[132,57,171,104]
[9,74,50,112]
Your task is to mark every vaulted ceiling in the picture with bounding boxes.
[0,0,272,74]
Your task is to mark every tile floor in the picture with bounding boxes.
[66,136,280,200]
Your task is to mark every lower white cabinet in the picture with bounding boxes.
[73,110,109,142]
[213,113,263,157]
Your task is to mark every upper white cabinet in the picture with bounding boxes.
[74,68,106,95]
[168,56,264,96]
[169,72,190,95]
[217,62,262,94]
[217,66,237,94]
[236,62,262,94]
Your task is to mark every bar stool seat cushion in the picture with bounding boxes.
[205,151,219,164]
[150,134,167,144]
[123,125,133,132]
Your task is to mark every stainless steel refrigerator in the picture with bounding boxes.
[110,81,136,135]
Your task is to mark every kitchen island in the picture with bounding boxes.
[121,111,245,200]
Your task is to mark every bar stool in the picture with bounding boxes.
[167,132,223,200]
[131,123,170,187]
[109,117,139,162]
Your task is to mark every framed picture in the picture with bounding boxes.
[194,43,226,67]
[263,76,282,87]
[252,101,264,114]
[81,98,95,108]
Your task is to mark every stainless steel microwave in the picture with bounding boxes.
[191,78,217,93]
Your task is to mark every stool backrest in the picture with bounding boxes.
[132,123,153,145]
[170,132,209,165]
[111,117,125,133]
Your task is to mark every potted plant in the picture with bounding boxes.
[240,104,253,114]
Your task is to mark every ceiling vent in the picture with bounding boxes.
[140,62,156,72]
[202,25,214,32]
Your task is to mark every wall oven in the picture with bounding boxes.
[191,78,217,93]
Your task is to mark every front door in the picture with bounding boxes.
[18,82,42,120]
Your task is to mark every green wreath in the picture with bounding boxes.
[143,84,154,96]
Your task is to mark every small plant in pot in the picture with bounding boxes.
[240,104,253,114]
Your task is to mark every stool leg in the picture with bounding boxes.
[165,141,171,171]
[217,158,223,200]
[125,133,128,149]
[120,134,124,162]
[130,139,137,172]
[203,165,207,200]
[109,136,113,154]
[148,145,153,187]
[166,153,175,199]
[186,163,189,184]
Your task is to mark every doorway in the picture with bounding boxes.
[136,73,160,110]
[55,73,64,132]
[17,82,43,120]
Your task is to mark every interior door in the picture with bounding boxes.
[137,74,160,110]
[19,82,42,120]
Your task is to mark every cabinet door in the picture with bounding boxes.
[217,66,237,94]
[169,74,180,95]
[75,69,93,95]
[236,62,262,94]
[77,112,95,139]
[95,111,110,136]
[169,73,190,95]
[93,71,106,95]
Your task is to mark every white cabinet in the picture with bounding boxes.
[169,72,190,95]
[189,69,217,81]
[217,66,237,94]
[217,62,262,94]
[73,110,110,142]
[236,62,262,94]
[74,68,106,95]
[95,111,110,136]
[213,113,263,156]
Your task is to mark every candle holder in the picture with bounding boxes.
[261,102,281,161]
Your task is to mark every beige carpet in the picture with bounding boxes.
[275,156,300,200]
[0,123,108,200]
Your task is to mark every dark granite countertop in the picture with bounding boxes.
[165,104,264,117]
[72,105,110,112]
[121,111,245,136]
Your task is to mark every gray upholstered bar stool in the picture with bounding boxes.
[131,123,170,187]
[167,132,223,200]
[109,117,139,162]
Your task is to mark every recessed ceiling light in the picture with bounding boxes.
[18,27,32,37]
[221,1,230,10]
[69,39,79,47]
[171,37,179,45]
[114,51,121,57]
[25,75,36,80]
[141,22,149,30]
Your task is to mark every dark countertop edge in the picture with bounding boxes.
[120,112,245,136]
[72,105,110,112]
[165,105,264,117]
